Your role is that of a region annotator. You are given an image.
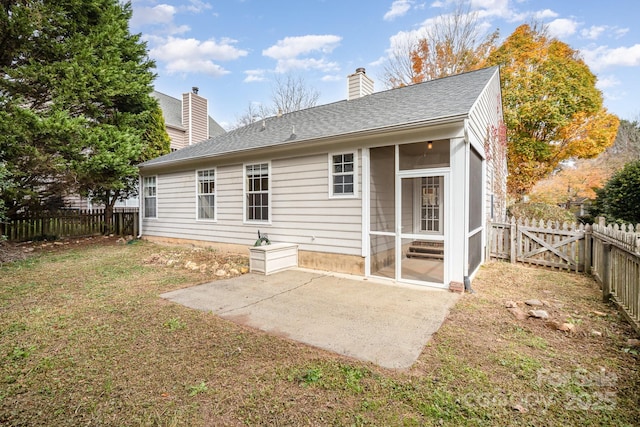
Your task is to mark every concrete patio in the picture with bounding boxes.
[161,269,459,369]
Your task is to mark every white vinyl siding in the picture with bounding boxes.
[141,151,363,256]
[143,176,157,218]
[244,163,270,223]
[329,152,357,197]
[196,169,216,220]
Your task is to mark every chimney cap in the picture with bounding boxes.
[192,86,199,94]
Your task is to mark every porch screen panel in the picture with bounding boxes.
[369,146,395,232]
[399,140,449,170]
[468,230,482,274]
[469,146,482,230]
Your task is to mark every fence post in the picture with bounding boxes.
[584,224,592,274]
[510,217,517,264]
[602,242,611,303]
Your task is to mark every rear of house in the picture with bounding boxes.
[139,67,506,290]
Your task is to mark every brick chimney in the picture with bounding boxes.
[347,67,374,100]
[182,88,209,146]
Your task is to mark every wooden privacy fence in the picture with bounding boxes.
[590,218,640,333]
[489,216,640,333]
[1,209,139,241]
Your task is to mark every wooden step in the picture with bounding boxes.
[406,251,444,260]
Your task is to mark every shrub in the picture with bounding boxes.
[507,202,576,224]
[590,160,640,224]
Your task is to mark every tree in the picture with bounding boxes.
[270,74,319,115]
[233,74,320,128]
[485,24,619,197]
[382,1,498,87]
[0,0,164,228]
[233,102,271,129]
[591,160,640,224]
[606,119,640,164]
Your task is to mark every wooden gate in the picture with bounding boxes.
[489,217,588,272]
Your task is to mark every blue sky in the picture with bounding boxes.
[130,0,640,130]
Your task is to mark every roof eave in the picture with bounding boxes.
[139,113,468,172]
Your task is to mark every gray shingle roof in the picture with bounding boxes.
[151,90,226,137]
[142,67,498,169]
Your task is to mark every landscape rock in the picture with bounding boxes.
[229,268,240,275]
[546,320,575,332]
[524,299,543,307]
[528,309,549,320]
[240,266,249,274]
[184,261,199,271]
[505,300,518,308]
[215,269,227,277]
[626,339,640,347]
[558,323,575,332]
[591,330,602,337]
[507,307,528,320]
[592,310,607,317]
[512,404,528,413]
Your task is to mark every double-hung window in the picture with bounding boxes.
[143,176,157,218]
[197,169,216,220]
[330,152,356,197]
[245,163,269,222]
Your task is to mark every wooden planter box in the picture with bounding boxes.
[249,243,299,275]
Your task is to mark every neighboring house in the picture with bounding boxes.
[138,67,507,290]
[67,88,226,210]
[151,88,226,151]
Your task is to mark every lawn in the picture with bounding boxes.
[1,238,638,426]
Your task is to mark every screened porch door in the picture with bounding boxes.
[399,174,446,285]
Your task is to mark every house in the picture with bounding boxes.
[138,67,507,290]
[151,88,226,151]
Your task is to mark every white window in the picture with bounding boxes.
[197,169,216,220]
[245,163,269,222]
[143,176,157,218]
[330,152,356,197]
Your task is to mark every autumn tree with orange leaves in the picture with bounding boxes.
[382,1,498,87]
[484,24,619,197]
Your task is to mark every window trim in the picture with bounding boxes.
[243,161,272,224]
[195,168,217,222]
[328,151,358,198]
[142,175,157,219]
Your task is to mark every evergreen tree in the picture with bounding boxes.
[0,0,168,228]
[591,160,640,224]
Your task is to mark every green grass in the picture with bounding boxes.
[0,239,638,426]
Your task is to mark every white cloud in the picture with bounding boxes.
[581,25,606,40]
[165,58,229,76]
[262,35,342,73]
[546,18,579,39]
[151,37,248,62]
[184,0,212,13]
[274,58,340,73]
[384,0,413,21]
[533,9,558,20]
[581,44,640,70]
[244,69,267,83]
[321,74,342,82]
[614,28,629,38]
[130,4,176,28]
[262,35,342,60]
[149,37,248,77]
[596,75,621,89]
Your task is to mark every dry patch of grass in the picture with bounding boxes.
[1,240,638,426]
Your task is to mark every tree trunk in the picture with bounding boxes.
[103,190,116,235]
